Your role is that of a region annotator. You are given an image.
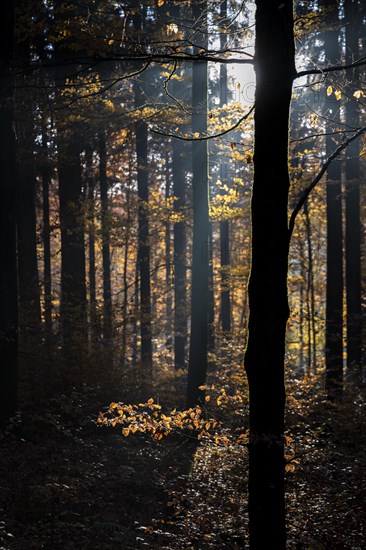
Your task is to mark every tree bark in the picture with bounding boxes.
[57,129,87,361]
[244,2,295,547]
[322,1,343,399]
[173,138,188,371]
[186,0,209,407]
[41,124,53,351]
[99,130,113,346]
[344,0,362,372]
[219,0,232,335]
[0,0,18,425]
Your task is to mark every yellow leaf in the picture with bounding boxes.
[198,385,207,390]
[193,132,200,138]
[205,395,211,402]
[327,85,333,96]
[335,89,342,101]
[147,398,154,405]
[122,427,130,437]
[158,0,164,6]
[354,89,363,99]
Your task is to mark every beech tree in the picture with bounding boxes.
[244,1,295,546]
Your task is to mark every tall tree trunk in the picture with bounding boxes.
[15,8,41,361]
[16,119,41,354]
[322,1,343,399]
[208,222,215,353]
[186,0,209,407]
[165,150,173,350]
[304,200,316,374]
[135,119,153,370]
[86,144,98,350]
[99,130,113,347]
[133,8,153,373]
[0,0,18,425]
[41,124,53,351]
[57,129,87,363]
[173,138,187,371]
[345,0,362,372]
[121,176,132,367]
[244,2,295,547]
[219,0,231,335]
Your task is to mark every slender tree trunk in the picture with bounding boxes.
[244,2,295,547]
[219,0,231,335]
[57,130,87,362]
[135,120,153,370]
[15,13,41,359]
[41,125,53,350]
[186,0,209,407]
[0,0,18,425]
[86,144,98,349]
[322,2,343,399]
[99,130,113,347]
[173,138,187,371]
[121,180,132,366]
[16,119,41,354]
[208,222,215,353]
[165,150,173,349]
[345,0,362,372]
[304,200,316,374]
[133,8,153,373]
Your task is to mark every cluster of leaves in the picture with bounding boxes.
[98,390,249,446]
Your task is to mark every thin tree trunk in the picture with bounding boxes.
[304,200,316,374]
[86,144,98,349]
[41,124,53,351]
[323,2,343,399]
[244,2,295,547]
[208,222,215,353]
[173,138,187,371]
[0,0,18,425]
[165,150,173,350]
[57,130,87,362]
[186,0,209,407]
[99,130,113,347]
[133,8,153,373]
[219,0,231,335]
[121,181,132,366]
[15,15,41,359]
[345,0,362,372]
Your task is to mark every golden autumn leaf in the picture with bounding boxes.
[326,85,333,96]
[335,89,342,100]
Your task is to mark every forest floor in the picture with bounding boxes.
[0,365,365,549]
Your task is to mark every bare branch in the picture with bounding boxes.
[150,105,254,141]
[295,57,366,79]
[288,126,366,239]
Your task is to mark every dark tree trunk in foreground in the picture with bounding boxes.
[345,0,362,371]
[99,131,113,346]
[244,2,295,547]
[323,1,343,399]
[0,0,18,425]
[186,0,209,407]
